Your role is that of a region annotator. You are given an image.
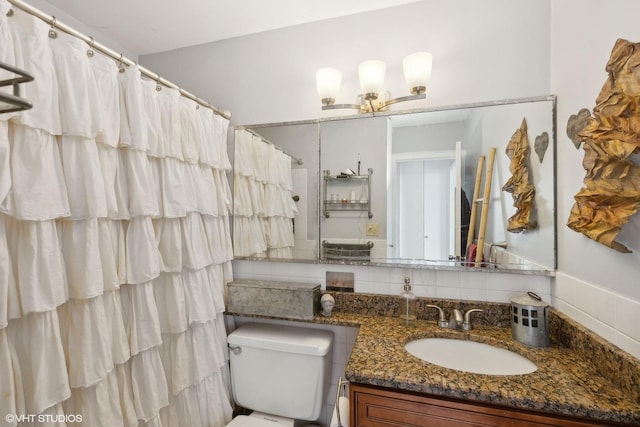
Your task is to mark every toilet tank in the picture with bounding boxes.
[228,323,333,421]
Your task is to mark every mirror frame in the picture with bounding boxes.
[234,95,557,276]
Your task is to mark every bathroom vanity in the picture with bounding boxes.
[227,291,640,426]
[339,312,639,426]
[350,383,606,426]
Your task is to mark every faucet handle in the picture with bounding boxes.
[462,309,484,331]
[425,304,447,327]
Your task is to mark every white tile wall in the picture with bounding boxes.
[233,260,552,303]
[552,273,640,358]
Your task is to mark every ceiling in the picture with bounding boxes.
[43,0,422,55]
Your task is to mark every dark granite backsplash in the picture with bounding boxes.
[550,310,640,404]
[331,291,512,327]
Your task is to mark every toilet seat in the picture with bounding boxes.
[227,413,294,427]
[227,416,273,427]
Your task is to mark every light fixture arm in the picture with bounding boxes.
[321,92,426,113]
[378,92,426,109]
[321,102,369,112]
[367,98,376,113]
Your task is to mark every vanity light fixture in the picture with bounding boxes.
[316,51,432,113]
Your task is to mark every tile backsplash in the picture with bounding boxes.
[233,259,640,361]
[233,259,552,304]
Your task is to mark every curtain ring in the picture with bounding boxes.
[87,36,95,58]
[48,16,58,38]
[118,54,126,73]
[155,77,162,92]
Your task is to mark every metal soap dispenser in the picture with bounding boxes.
[399,277,417,327]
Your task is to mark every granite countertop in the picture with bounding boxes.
[227,288,639,425]
[312,312,640,425]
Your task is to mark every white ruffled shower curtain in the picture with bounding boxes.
[233,129,297,259]
[1,3,234,426]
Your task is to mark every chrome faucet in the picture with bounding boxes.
[489,241,508,266]
[426,305,484,330]
[448,308,464,329]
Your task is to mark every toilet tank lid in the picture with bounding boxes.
[228,323,333,356]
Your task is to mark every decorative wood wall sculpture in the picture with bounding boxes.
[566,38,640,253]
[502,118,538,232]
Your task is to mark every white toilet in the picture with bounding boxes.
[227,323,334,427]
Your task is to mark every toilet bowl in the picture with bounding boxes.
[226,323,333,426]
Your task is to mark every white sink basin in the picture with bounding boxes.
[405,338,537,375]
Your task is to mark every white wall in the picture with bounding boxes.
[393,123,466,154]
[141,0,640,359]
[550,0,640,357]
[21,0,138,60]
[140,0,550,126]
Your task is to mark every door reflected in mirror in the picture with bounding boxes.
[389,144,463,261]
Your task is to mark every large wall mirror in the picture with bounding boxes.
[234,96,556,274]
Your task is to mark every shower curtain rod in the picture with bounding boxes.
[243,128,303,165]
[7,0,231,120]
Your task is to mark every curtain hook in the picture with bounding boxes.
[6,8,13,17]
[118,54,125,73]
[48,16,58,38]
[87,36,95,58]
[155,77,162,92]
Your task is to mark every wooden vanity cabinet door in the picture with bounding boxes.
[350,383,609,427]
